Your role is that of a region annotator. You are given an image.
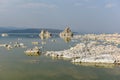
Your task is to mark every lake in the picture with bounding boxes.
[0,33,120,80]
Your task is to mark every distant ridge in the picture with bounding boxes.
[0,27,77,34]
[0,27,18,33]
[6,28,62,33]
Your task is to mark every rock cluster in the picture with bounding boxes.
[59,27,73,38]
[39,30,52,39]
[45,33,120,64]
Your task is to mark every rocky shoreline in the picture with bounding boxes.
[45,33,120,65]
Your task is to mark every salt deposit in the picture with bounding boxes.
[45,33,120,65]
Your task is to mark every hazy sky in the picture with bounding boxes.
[0,0,120,33]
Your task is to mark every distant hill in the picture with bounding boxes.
[0,27,23,33]
[6,28,62,33]
[0,27,77,35]
[0,27,16,33]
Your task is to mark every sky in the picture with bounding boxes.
[0,0,120,33]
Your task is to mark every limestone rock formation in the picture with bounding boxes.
[59,27,73,38]
[39,30,52,39]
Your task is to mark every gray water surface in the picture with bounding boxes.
[0,34,120,80]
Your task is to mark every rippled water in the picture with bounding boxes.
[0,33,120,80]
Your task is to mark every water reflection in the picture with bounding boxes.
[40,35,50,40]
[25,59,41,64]
[25,52,40,56]
[63,37,71,43]
[60,36,72,43]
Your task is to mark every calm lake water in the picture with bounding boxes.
[0,33,120,80]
